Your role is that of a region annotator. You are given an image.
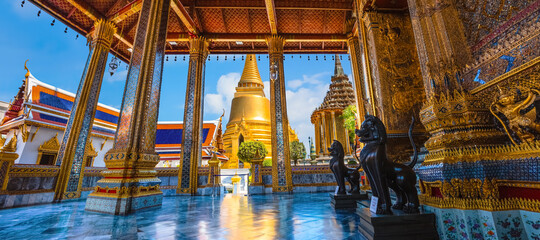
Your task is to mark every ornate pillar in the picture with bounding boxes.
[266,35,292,193]
[54,20,116,202]
[352,4,427,163]
[347,31,368,125]
[0,137,18,192]
[207,152,220,187]
[407,0,472,97]
[178,37,209,195]
[331,111,337,141]
[320,111,328,155]
[85,0,170,215]
[314,116,321,155]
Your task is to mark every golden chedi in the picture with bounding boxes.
[222,54,298,169]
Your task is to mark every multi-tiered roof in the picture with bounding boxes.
[311,55,356,122]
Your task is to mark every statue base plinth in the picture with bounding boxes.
[356,207,438,240]
[329,193,368,209]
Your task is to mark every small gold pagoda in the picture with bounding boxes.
[222,54,298,169]
[311,55,356,156]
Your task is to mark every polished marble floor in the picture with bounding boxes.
[0,193,365,240]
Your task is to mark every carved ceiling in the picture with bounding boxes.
[29,0,399,62]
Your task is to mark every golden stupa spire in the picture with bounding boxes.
[238,54,263,86]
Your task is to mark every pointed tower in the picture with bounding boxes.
[222,55,297,169]
[310,54,356,156]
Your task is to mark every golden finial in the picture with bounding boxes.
[220,109,225,120]
[2,135,17,152]
[24,59,30,79]
[239,54,263,86]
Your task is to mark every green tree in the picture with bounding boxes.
[237,141,268,164]
[290,140,306,165]
[341,104,357,144]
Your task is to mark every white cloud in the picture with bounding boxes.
[284,72,330,153]
[286,72,330,90]
[204,72,240,121]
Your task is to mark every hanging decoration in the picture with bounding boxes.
[51,20,55,26]
[21,0,25,7]
[64,27,68,33]
[183,56,185,61]
[166,56,169,61]
[37,10,41,17]
[108,56,119,76]
[174,56,177,61]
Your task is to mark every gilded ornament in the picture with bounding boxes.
[490,86,540,145]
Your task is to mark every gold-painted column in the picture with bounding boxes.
[85,0,170,215]
[54,20,116,202]
[314,116,321,155]
[266,35,292,193]
[331,111,337,141]
[347,32,368,126]
[178,37,209,195]
[320,112,328,155]
[407,0,472,97]
[0,137,18,192]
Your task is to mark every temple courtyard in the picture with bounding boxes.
[0,193,364,240]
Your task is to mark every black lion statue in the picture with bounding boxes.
[328,140,361,195]
[355,115,419,214]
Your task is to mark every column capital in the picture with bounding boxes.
[266,35,285,55]
[189,36,210,58]
[91,19,117,48]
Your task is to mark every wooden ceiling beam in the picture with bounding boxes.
[165,49,349,54]
[65,0,104,21]
[167,33,347,42]
[264,0,278,34]
[171,0,200,35]
[107,0,143,24]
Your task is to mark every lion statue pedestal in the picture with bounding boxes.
[328,140,368,209]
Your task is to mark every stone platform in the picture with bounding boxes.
[330,193,368,209]
[357,207,438,240]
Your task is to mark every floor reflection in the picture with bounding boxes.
[0,193,363,239]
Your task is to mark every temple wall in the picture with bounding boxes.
[424,206,540,240]
[4,126,112,167]
[0,163,359,208]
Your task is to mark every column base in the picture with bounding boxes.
[272,186,293,193]
[84,178,163,215]
[85,193,163,215]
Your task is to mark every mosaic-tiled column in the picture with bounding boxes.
[250,159,263,186]
[347,32,368,125]
[266,35,292,193]
[54,20,116,202]
[85,0,170,215]
[178,37,209,195]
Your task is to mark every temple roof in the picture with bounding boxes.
[310,56,355,121]
[28,0,407,62]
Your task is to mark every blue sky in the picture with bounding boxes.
[0,1,353,151]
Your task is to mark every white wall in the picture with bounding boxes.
[6,125,113,167]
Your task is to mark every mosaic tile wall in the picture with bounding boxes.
[424,205,540,240]
[416,157,540,182]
